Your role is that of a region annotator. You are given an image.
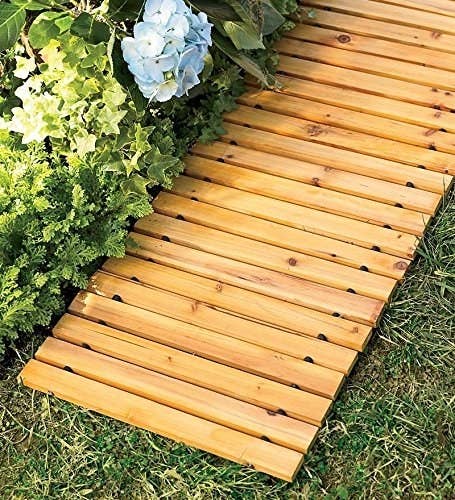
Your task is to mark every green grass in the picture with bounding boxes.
[1,188,454,500]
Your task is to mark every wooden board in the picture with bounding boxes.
[244,75,455,141]
[19,2,454,481]
[20,360,305,481]
[239,86,455,156]
[295,9,455,68]
[303,0,455,35]
[192,140,442,210]
[277,56,455,117]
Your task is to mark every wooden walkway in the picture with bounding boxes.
[20,0,454,482]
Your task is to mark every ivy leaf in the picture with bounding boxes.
[222,20,264,50]
[0,3,26,51]
[28,11,72,49]
[70,12,110,45]
[121,174,150,196]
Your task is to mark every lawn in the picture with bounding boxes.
[1,187,453,499]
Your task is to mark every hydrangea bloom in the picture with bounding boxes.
[121,0,212,102]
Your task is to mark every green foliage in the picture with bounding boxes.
[1,189,454,499]
[0,0,298,356]
[0,3,26,52]
[0,133,152,357]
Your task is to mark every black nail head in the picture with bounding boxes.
[176,214,185,220]
[372,245,380,252]
[317,333,327,341]
[347,288,356,294]
[112,294,122,302]
[360,265,369,272]
[81,343,91,350]
[406,181,415,188]
[304,356,314,363]
[63,366,73,373]
[332,312,341,317]
[276,409,287,416]
[161,235,170,242]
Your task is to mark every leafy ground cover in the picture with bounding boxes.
[1,187,453,499]
[0,0,299,357]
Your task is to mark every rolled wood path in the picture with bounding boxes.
[20,0,454,481]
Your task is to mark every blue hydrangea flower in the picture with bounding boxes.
[121,0,212,102]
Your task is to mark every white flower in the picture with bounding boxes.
[143,0,178,25]
[13,56,36,79]
[121,0,212,102]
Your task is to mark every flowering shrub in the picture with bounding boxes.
[121,0,212,101]
[0,0,299,358]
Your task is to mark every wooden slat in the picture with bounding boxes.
[184,155,429,234]
[103,256,371,352]
[225,105,455,178]
[192,140,441,211]
[289,22,455,72]
[127,232,384,326]
[297,8,455,64]
[239,86,455,157]
[253,74,455,141]
[136,213,395,302]
[377,0,455,18]
[222,123,452,192]
[53,314,332,425]
[303,0,455,36]
[20,360,304,481]
[19,5,455,479]
[278,56,455,115]
[69,291,345,399]
[171,176,418,259]
[276,38,455,90]
[36,338,319,453]
[154,192,409,280]
[87,270,357,374]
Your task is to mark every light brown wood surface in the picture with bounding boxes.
[36,337,319,453]
[103,256,372,351]
[278,56,455,117]
[192,140,442,210]
[20,3,454,480]
[52,314,332,425]
[20,360,305,481]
